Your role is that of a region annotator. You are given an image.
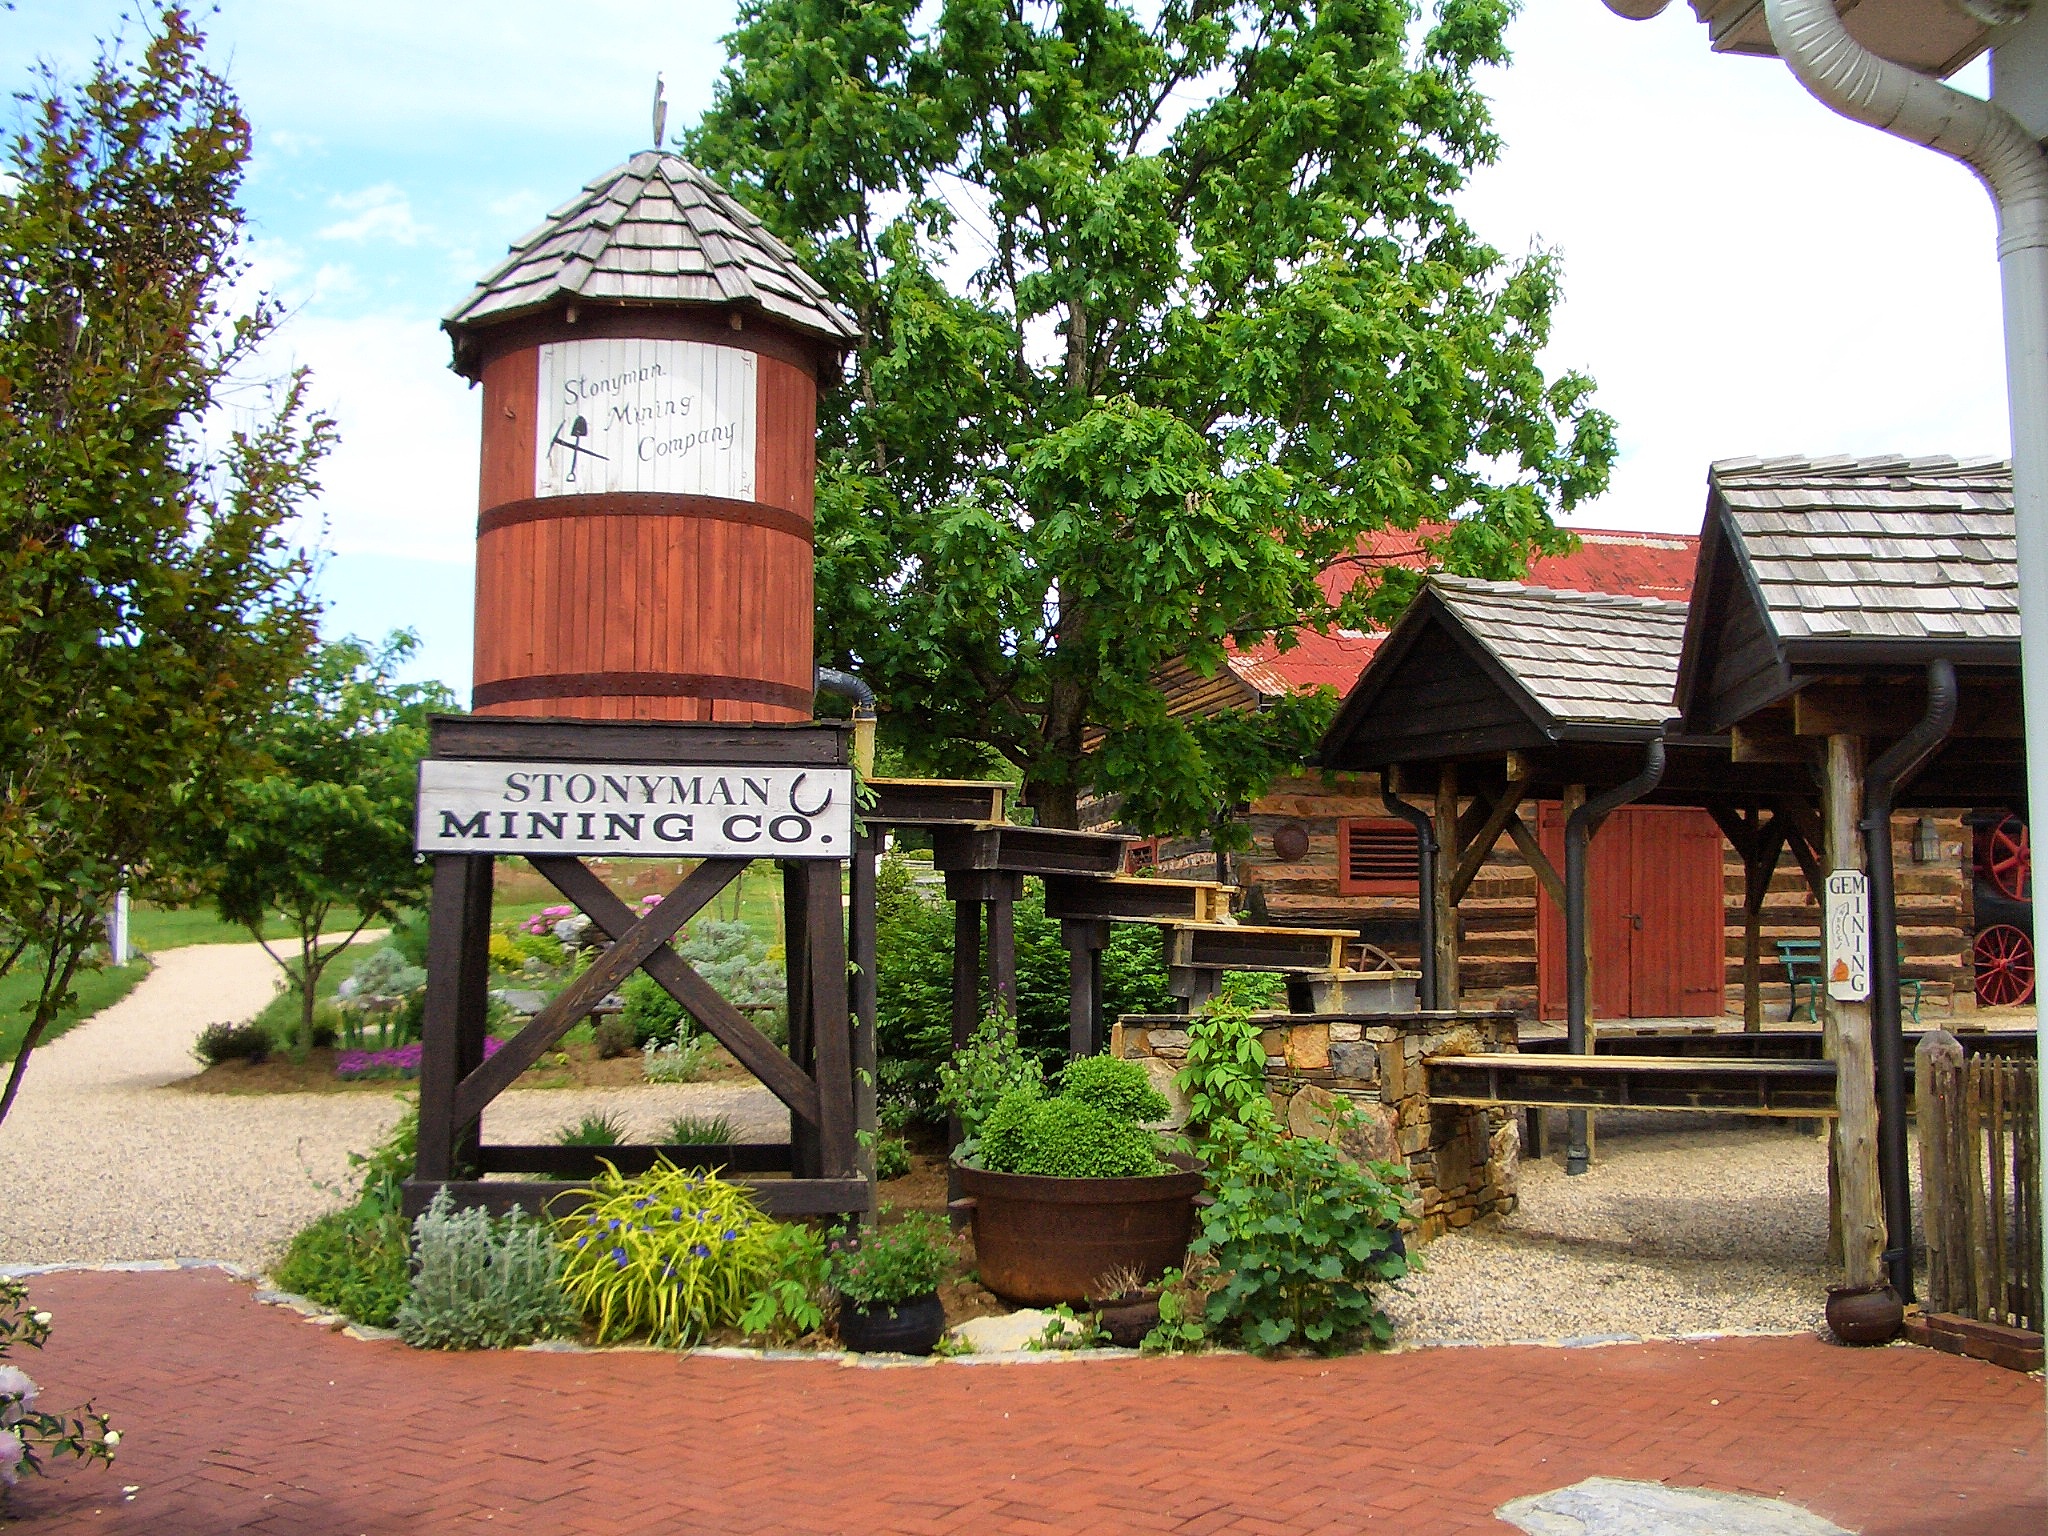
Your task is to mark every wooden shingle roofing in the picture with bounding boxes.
[1317,577,1687,770]
[444,152,858,360]
[1431,577,1688,731]
[1675,454,2021,730]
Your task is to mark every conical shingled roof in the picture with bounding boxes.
[444,152,858,366]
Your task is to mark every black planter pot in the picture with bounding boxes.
[835,1292,946,1356]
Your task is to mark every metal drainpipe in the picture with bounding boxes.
[814,666,877,775]
[1380,772,1441,1012]
[1861,659,1959,1302]
[1564,740,1667,1175]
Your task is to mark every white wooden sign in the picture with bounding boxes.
[416,761,851,859]
[1825,869,1871,1002]
[535,338,756,501]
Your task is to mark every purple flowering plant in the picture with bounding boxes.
[336,1036,504,1080]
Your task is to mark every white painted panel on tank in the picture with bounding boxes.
[534,338,756,500]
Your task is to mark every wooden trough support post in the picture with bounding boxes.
[1063,918,1110,1058]
[850,824,879,1191]
[1708,805,1792,1034]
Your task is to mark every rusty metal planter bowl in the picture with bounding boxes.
[1825,1283,1904,1345]
[951,1154,1205,1307]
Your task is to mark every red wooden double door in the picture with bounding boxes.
[1535,804,1725,1020]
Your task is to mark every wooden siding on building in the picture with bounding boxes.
[1097,770,1976,1022]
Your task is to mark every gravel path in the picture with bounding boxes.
[1392,1113,1834,1345]
[0,941,785,1273]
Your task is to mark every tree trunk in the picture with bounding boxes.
[300,931,319,1058]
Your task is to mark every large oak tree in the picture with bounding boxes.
[690,0,1615,834]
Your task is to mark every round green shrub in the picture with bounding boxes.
[1057,1054,1168,1124]
[1013,1098,1164,1179]
[977,1083,1042,1173]
[620,972,688,1047]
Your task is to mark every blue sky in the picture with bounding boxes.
[5,3,2010,697]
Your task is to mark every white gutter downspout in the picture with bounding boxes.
[1762,0,2048,1318]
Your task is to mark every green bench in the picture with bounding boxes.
[1774,938,1922,1024]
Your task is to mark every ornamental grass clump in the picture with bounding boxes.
[396,1191,578,1350]
[557,1162,778,1345]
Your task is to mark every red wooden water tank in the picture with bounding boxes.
[444,153,858,722]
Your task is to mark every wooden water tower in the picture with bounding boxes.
[443,152,859,722]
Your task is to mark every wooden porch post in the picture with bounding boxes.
[1562,783,1594,1166]
[1824,733,1885,1289]
[416,853,495,1184]
[1433,764,1461,1008]
[849,828,879,1191]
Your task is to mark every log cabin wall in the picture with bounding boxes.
[1091,774,1975,1020]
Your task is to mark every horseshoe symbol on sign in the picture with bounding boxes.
[788,773,834,819]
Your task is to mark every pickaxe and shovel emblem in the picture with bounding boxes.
[548,415,608,483]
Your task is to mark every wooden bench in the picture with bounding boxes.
[1775,938,1923,1024]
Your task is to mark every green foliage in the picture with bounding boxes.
[271,1105,417,1327]
[347,946,425,999]
[1004,1097,1166,1179]
[1175,977,1277,1150]
[193,1020,270,1066]
[935,1004,1042,1138]
[619,921,784,1047]
[0,1277,118,1491]
[641,1035,717,1084]
[1188,1117,1409,1354]
[213,634,455,1057]
[661,1112,734,1146]
[395,1192,578,1351]
[872,1135,911,1182]
[969,1052,1168,1179]
[690,0,1614,831]
[1058,1054,1168,1124]
[591,1015,636,1060]
[557,1162,779,1346]
[0,8,326,1124]
[557,1111,629,1147]
[1026,1303,1108,1352]
[1138,1256,1225,1355]
[977,1084,1043,1174]
[737,1221,829,1343]
[0,956,148,1065]
[620,971,687,1047]
[874,854,1172,1118]
[829,1212,953,1309]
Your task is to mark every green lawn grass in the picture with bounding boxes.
[129,903,371,950]
[0,955,152,1063]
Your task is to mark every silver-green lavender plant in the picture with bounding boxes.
[395,1191,578,1350]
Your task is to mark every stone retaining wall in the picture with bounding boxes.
[1112,1010,1520,1243]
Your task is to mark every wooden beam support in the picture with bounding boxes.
[1448,779,1531,904]
[1732,721,1811,764]
[1795,681,2024,739]
[453,859,743,1126]
[533,858,823,1127]
[1503,808,1566,912]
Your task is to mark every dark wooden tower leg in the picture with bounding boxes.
[783,861,817,1179]
[416,853,494,1189]
[806,858,857,1180]
[1063,918,1108,1058]
[850,829,879,1189]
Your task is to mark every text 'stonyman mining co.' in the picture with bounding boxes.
[414,761,852,859]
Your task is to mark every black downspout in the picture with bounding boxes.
[1565,738,1667,1176]
[1862,659,1957,1303]
[814,666,876,713]
[1380,771,1440,1012]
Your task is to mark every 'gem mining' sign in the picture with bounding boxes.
[415,761,851,859]
[535,337,756,501]
[1825,869,1871,1002]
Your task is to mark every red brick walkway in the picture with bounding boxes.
[5,1269,2042,1534]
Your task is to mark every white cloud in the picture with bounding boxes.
[319,183,428,246]
[1465,9,2007,535]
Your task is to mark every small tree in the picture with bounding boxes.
[213,633,454,1056]
[0,9,326,1123]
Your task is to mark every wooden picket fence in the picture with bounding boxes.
[1918,1046,2041,1333]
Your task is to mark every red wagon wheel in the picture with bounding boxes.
[1974,923,2036,1007]
[1977,815,2031,903]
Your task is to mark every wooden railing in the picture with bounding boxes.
[1917,1040,2041,1333]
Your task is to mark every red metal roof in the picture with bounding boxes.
[1226,526,1698,697]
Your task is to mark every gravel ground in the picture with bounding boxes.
[0,941,785,1274]
[1392,1113,1835,1345]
